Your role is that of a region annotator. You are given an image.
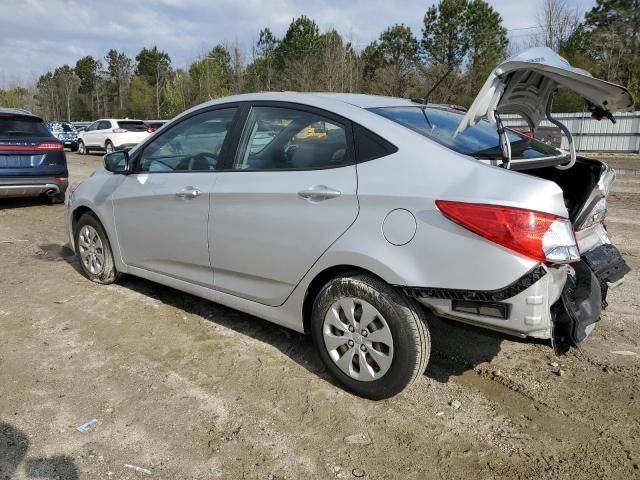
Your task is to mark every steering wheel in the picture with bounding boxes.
[189,152,218,170]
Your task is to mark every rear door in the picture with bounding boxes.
[94,120,112,148]
[111,107,238,286]
[210,103,359,306]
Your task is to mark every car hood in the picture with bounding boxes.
[456,47,634,134]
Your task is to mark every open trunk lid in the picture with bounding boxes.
[456,47,634,135]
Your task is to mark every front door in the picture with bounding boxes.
[210,104,359,306]
[82,121,100,147]
[111,107,238,286]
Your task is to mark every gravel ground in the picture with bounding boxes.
[1,153,639,479]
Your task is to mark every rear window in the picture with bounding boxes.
[0,115,50,137]
[369,106,561,160]
[117,121,147,131]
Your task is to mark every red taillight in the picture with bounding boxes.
[113,128,127,133]
[55,177,67,183]
[436,200,579,263]
[36,141,64,151]
[0,141,63,151]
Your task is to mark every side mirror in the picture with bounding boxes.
[103,151,131,174]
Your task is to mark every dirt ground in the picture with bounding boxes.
[1,152,639,480]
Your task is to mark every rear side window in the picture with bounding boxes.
[118,121,147,131]
[98,121,112,130]
[0,116,50,137]
[234,106,351,171]
[353,124,398,162]
[370,106,561,160]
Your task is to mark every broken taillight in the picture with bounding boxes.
[435,200,580,264]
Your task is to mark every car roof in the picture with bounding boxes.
[0,107,40,119]
[186,92,417,112]
[93,118,146,122]
[309,93,417,108]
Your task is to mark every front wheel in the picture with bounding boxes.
[74,213,120,284]
[77,140,86,155]
[311,273,430,400]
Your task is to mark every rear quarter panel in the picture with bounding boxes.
[314,119,568,291]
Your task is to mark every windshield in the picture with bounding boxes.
[369,106,561,160]
[0,115,50,137]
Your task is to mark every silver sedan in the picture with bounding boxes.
[65,48,632,399]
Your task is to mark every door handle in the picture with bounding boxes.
[175,187,202,199]
[298,185,341,202]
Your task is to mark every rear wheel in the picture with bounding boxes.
[105,140,114,154]
[78,140,86,155]
[49,192,65,204]
[74,213,120,284]
[311,273,430,399]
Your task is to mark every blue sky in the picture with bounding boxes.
[0,0,594,86]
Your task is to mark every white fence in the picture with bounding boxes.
[502,112,640,153]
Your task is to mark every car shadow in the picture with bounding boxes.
[0,422,78,480]
[114,274,523,386]
[0,198,53,210]
[45,244,536,388]
[426,314,550,382]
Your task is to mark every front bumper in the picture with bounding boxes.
[0,176,68,198]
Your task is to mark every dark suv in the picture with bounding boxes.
[0,108,68,203]
[46,120,79,151]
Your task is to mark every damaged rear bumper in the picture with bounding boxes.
[552,243,629,354]
[404,240,629,348]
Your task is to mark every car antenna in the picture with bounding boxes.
[422,67,453,105]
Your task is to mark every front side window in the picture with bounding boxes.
[138,108,236,173]
[234,106,350,171]
[98,121,112,130]
[370,106,562,160]
[87,122,99,131]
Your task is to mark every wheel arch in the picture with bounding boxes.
[302,264,389,334]
[71,205,115,253]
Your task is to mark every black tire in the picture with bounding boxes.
[78,140,86,155]
[105,140,114,154]
[49,192,65,204]
[74,212,120,284]
[311,273,430,400]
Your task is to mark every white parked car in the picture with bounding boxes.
[77,119,151,154]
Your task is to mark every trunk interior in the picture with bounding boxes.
[514,157,603,224]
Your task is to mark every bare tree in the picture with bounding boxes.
[534,0,581,52]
